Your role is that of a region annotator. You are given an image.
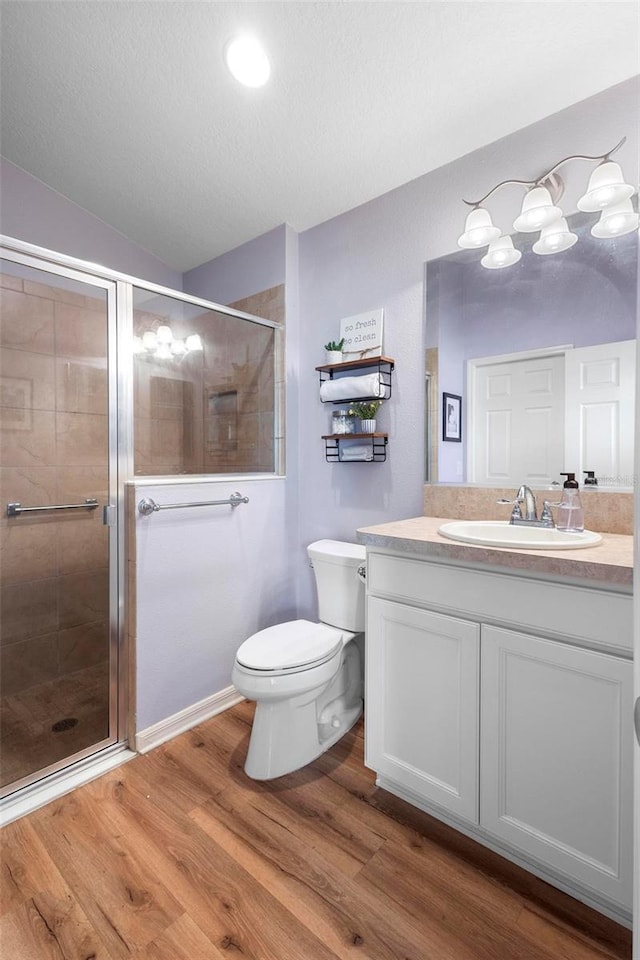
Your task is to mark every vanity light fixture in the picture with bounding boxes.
[481,235,522,270]
[457,207,501,248]
[458,137,638,269]
[134,326,204,361]
[590,199,640,239]
[532,217,578,256]
[577,160,635,212]
[225,36,271,88]
[512,185,563,233]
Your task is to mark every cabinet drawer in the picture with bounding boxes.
[367,552,632,653]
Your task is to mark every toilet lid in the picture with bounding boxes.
[236,619,344,672]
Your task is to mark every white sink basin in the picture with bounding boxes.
[438,520,603,550]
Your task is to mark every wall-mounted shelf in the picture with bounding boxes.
[318,355,394,463]
[321,433,388,463]
[316,355,394,402]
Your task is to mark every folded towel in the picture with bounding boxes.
[320,372,389,402]
[340,444,373,462]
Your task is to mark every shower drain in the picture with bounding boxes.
[51,717,79,733]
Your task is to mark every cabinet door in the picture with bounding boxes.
[366,598,480,823]
[481,625,633,909]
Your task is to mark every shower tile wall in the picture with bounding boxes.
[134,283,284,476]
[0,274,109,707]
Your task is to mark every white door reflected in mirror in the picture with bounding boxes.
[467,341,635,490]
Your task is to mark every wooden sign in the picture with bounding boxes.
[339,309,384,360]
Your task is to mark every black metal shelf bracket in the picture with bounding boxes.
[324,435,388,463]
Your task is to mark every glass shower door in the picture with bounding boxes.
[0,255,119,794]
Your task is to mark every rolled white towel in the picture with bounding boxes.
[340,444,373,462]
[320,372,389,402]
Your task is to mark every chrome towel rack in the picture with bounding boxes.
[138,491,249,516]
[6,498,99,517]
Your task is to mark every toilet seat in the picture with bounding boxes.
[236,619,345,674]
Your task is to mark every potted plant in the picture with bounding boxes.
[349,400,383,433]
[324,338,345,364]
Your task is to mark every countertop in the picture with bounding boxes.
[357,516,634,588]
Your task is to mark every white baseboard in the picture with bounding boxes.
[135,685,244,754]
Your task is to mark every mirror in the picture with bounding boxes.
[425,212,638,489]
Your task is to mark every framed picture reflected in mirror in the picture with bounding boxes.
[443,392,462,442]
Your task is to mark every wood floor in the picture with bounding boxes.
[0,701,632,960]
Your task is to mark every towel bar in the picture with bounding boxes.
[138,492,249,515]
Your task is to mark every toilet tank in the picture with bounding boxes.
[307,540,366,631]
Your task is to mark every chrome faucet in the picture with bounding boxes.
[497,485,555,527]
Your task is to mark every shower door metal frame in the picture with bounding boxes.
[0,242,127,797]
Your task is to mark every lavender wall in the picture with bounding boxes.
[297,195,426,615]
[295,77,639,616]
[283,225,303,610]
[0,158,181,288]
[183,225,286,305]
[134,477,294,730]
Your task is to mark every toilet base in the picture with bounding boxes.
[242,641,363,780]
[244,696,362,780]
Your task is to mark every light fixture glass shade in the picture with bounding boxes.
[185,334,204,351]
[171,339,187,356]
[457,207,501,249]
[155,343,172,360]
[481,236,522,270]
[532,218,578,256]
[156,324,173,344]
[513,186,563,233]
[142,331,157,351]
[133,336,144,354]
[577,161,635,212]
[225,36,270,87]
[590,199,639,238]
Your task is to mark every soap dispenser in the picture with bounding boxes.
[556,473,585,532]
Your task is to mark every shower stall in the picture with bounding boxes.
[0,237,282,805]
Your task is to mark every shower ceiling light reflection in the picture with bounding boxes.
[133,324,203,360]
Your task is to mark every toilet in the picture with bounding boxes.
[232,539,366,780]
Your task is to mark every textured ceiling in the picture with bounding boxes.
[1,1,638,272]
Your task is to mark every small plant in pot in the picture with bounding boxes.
[324,339,345,364]
[349,400,382,434]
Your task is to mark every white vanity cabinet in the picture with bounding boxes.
[364,548,634,920]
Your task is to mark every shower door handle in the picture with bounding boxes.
[6,498,99,517]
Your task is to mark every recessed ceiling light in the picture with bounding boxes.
[225,36,270,88]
